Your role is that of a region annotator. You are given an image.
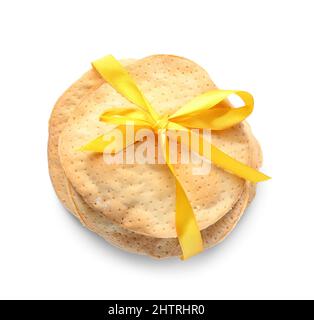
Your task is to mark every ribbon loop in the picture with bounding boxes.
[100,108,154,128]
[170,90,254,130]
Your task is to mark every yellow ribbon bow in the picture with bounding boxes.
[80,55,270,260]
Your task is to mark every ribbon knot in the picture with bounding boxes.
[152,115,169,131]
[80,55,270,260]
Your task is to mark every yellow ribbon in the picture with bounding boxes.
[80,55,270,260]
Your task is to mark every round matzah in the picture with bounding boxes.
[58,55,251,238]
[48,58,262,258]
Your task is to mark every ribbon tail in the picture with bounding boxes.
[78,134,114,153]
[92,55,159,121]
[175,180,204,260]
[78,125,145,153]
[182,130,270,183]
[160,131,203,260]
[211,145,270,182]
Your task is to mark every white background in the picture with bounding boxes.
[0,0,313,300]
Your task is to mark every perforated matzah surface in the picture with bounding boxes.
[58,55,251,237]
